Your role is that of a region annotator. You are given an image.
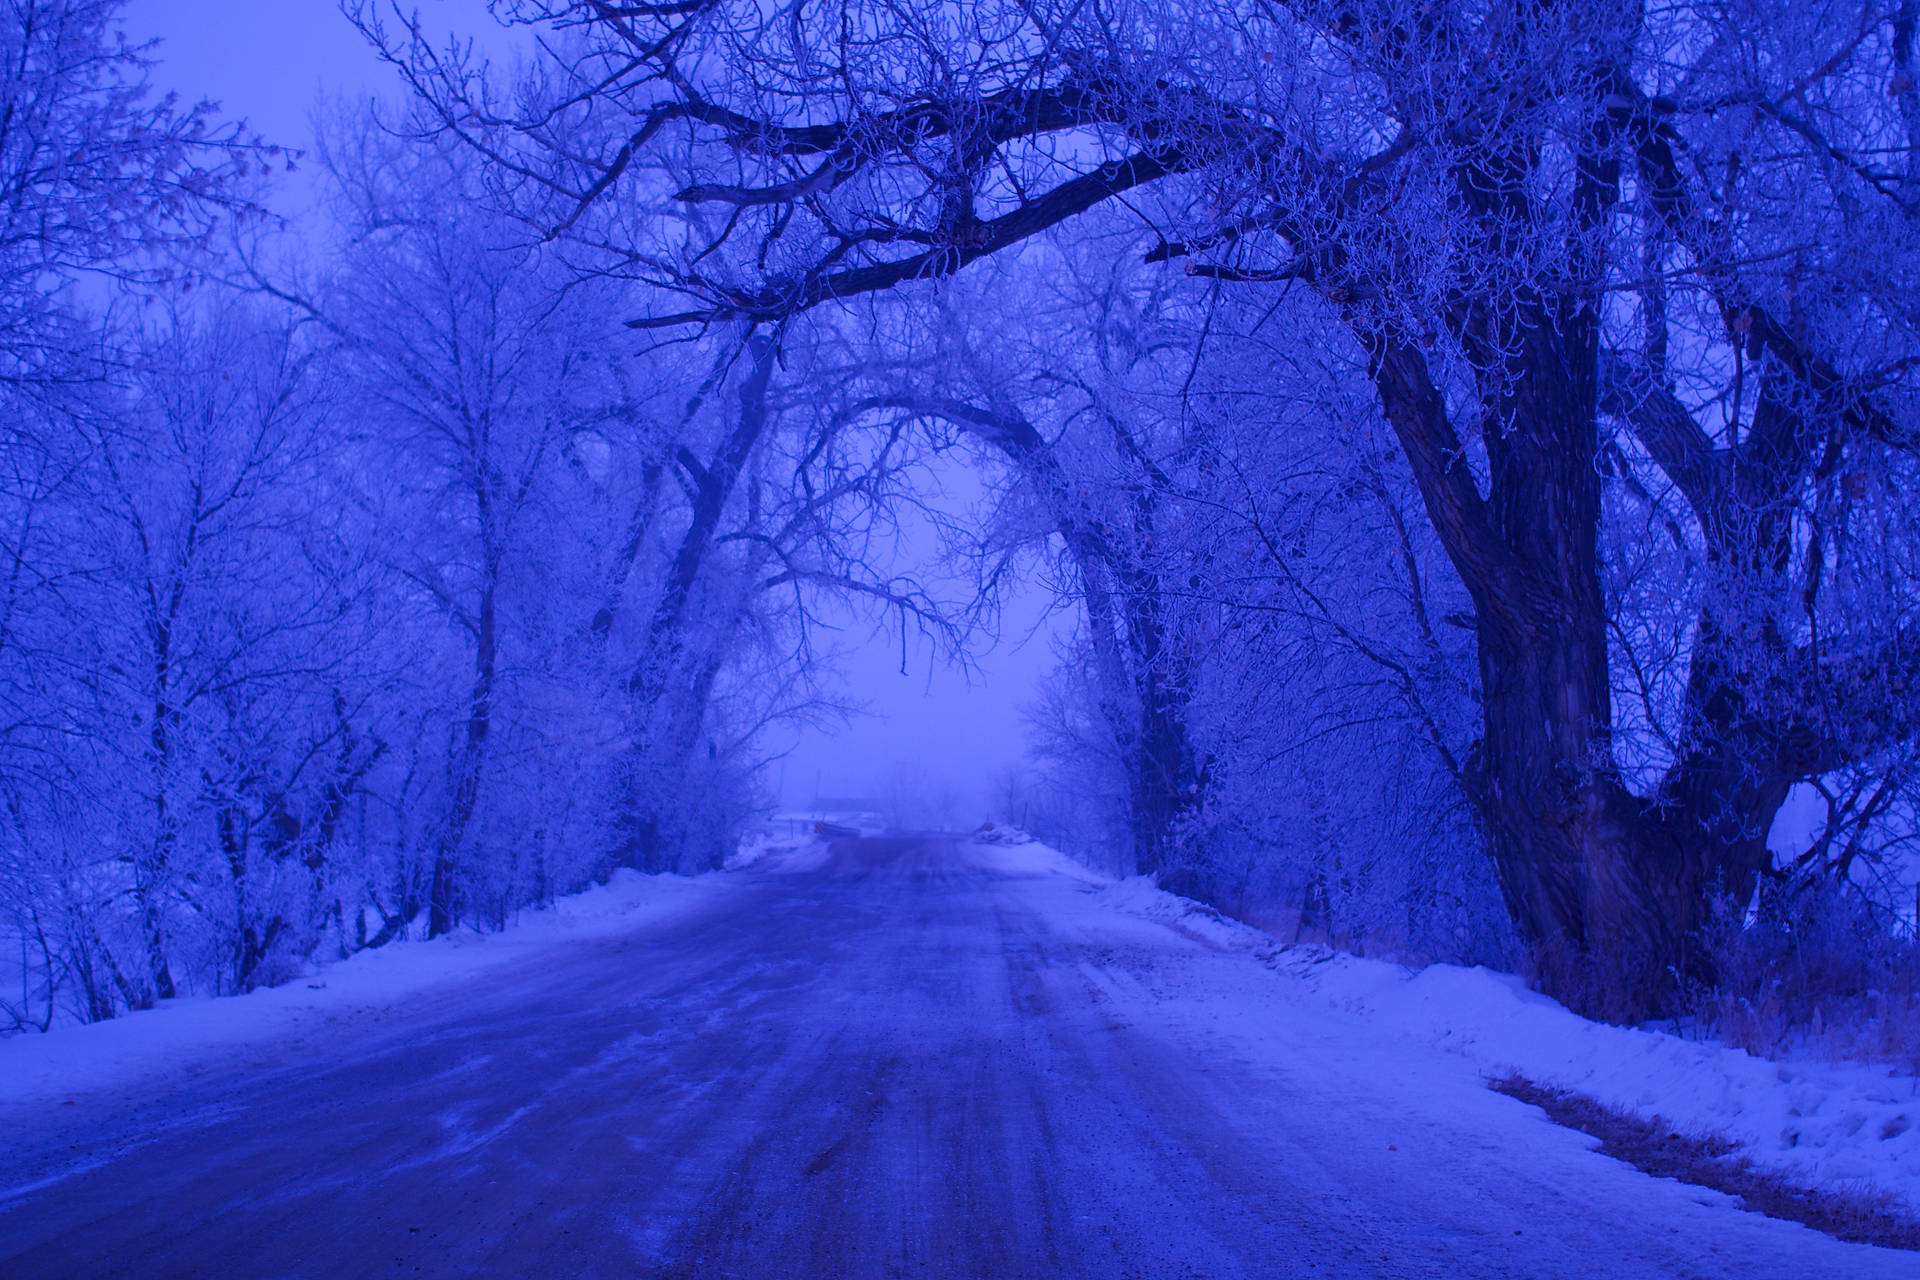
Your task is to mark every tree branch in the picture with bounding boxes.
[631,148,1191,327]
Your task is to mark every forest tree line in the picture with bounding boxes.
[4,0,1919,1035]
[0,0,942,1027]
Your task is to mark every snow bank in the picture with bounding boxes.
[1306,954,1920,1213]
[729,824,826,870]
[1095,874,1272,951]
[0,869,733,1113]
[1096,875,1920,1216]
[965,831,1106,883]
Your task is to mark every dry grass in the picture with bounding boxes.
[1490,1073,1920,1252]
[1694,888,1920,1076]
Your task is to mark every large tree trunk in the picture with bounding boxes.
[1367,293,1714,1019]
[1127,692,1203,879]
[1468,606,1695,1019]
[615,335,775,873]
[1388,325,1859,1019]
[1116,581,1203,879]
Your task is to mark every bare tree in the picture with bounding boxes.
[0,0,274,1021]
[314,117,634,934]
[368,0,1920,1016]
[838,239,1496,954]
[0,0,267,382]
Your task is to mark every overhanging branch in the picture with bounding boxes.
[629,148,1191,327]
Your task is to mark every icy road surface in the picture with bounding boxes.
[0,836,1901,1278]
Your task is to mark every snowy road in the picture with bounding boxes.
[0,836,1902,1278]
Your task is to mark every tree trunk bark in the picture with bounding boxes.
[143,639,180,1004]
[616,334,776,873]
[1121,588,1203,879]
[1366,297,1709,1020]
[431,565,495,939]
[1468,609,1693,1019]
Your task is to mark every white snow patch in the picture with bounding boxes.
[0,868,733,1114]
[1094,874,1272,951]
[729,823,828,870]
[1097,874,1920,1217]
[965,832,1106,883]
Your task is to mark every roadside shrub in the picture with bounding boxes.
[1694,884,1920,1074]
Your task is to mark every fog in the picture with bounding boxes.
[766,563,1064,830]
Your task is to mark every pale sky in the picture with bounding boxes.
[124,2,518,153]
[121,0,1067,821]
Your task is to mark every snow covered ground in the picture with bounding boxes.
[2,825,840,1121]
[0,867,740,1117]
[1090,866,1920,1218]
[3,830,1914,1275]
[5,825,1915,1240]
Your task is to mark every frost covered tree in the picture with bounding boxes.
[0,2,944,1030]
[0,0,265,382]
[830,259,1217,879]
[372,0,1920,1016]
[842,238,1500,956]
[0,1,282,1025]
[0,287,375,1018]
[609,316,965,871]
[310,118,641,933]
[80,299,367,1001]
[306,101,938,888]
